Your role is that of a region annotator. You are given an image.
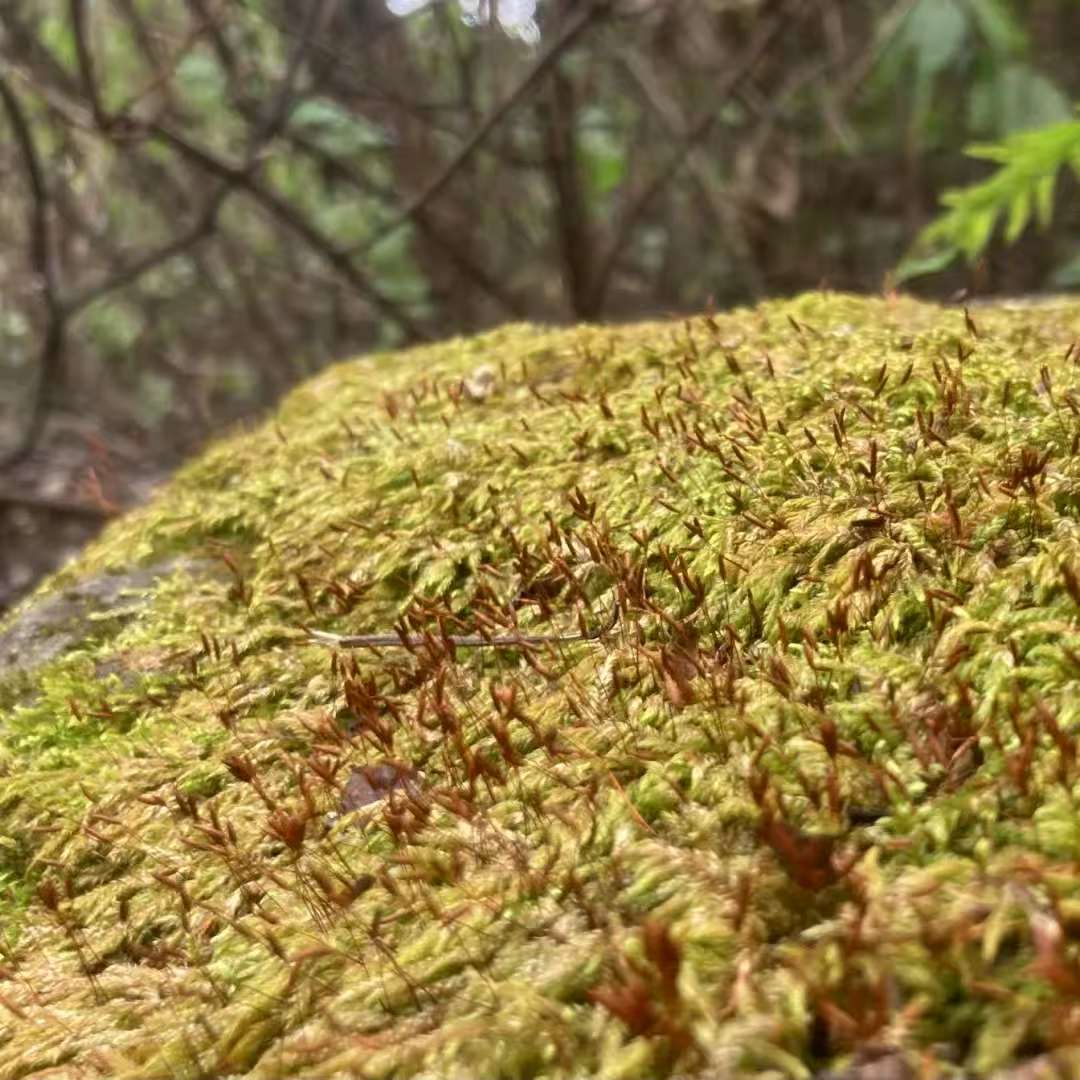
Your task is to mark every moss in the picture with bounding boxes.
[1,294,1080,1077]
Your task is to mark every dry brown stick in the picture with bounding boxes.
[304,602,619,650]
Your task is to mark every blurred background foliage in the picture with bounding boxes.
[1,0,1079,610]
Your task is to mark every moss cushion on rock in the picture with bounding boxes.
[1,293,1079,1079]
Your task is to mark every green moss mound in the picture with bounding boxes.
[1,293,1080,1079]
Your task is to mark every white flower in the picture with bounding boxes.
[386,0,434,13]
[386,0,539,44]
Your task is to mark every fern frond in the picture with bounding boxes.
[896,115,1080,282]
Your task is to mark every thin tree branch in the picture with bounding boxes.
[111,0,210,122]
[246,120,526,317]
[353,0,614,260]
[1,0,376,455]
[69,0,109,128]
[64,193,228,317]
[183,0,236,76]
[834,0,918,106]
[243,0,337,162]
[60,0,338,316]
[150,122,431,339]
[588,0,807,312]
[0,71,66,467]
[538,68,595,317]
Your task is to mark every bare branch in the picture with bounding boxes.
[353,0,614,260]
[111,0,212,122]
[834,0,919,105]
[64,193,228,317]
[259,122,526,317]
[588,0,808,312]
[538,69,595,317]
[248,0,338,154]
[150,122,431,339]
[0,71,66,467]
[61,0,339,316]
[69,0,109,127]
[183,0,237,76]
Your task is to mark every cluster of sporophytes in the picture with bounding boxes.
[1,292,1079,1079]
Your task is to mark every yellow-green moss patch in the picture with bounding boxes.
[1,294,1080,1078]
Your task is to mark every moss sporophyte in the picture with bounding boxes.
[1,293,1080,1078]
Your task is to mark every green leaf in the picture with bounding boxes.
[897,117,1080,277]
[290,99,350,129]
[958,206,998,259]
[1004,188,1030,243]
[290,98,390,156]
[175,51,226,115]
[82,299,145,357]
[901,0,970,80]
[969,63,1073,137]
[968,0,1026,57]
[894,245,961,284]
[578,109,627,200]
[1050,250,1080,288]
[963,140,1013,164]
[969,1007,1034,1075]
[138,371,175,428]
[1035,172,1057,228]
[39,14,77,70]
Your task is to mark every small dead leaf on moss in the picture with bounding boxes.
[814,1046,913,1080]
[340,761,421,813]
[988,1051,1080,1080]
